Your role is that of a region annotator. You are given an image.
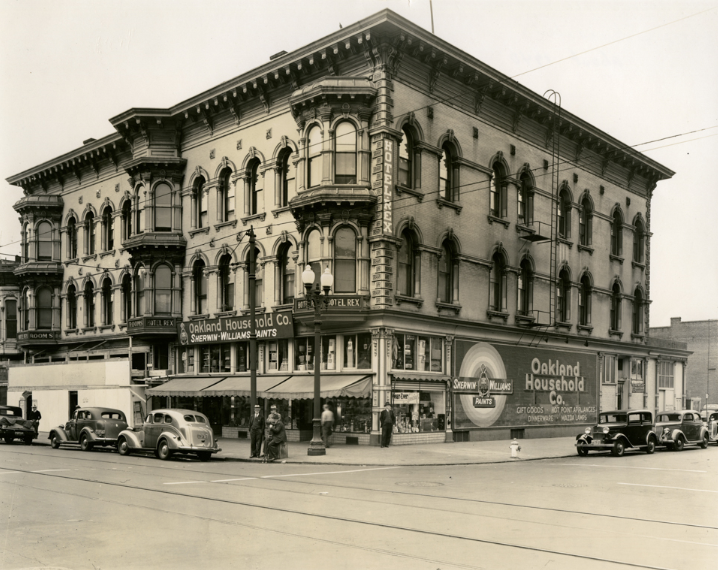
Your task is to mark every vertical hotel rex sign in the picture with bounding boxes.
[370,133,394,307]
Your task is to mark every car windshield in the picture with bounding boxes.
[101,412,124,420]
[600,413,626,424]
[657,414,680,422]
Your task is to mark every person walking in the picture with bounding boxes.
[248,404,265,458]
[266,412,286,462]
[28,404,42,435]
[379,401,396,448]
[321,404,334,448]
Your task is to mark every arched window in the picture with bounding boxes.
[134,266,146,317]
[135,186,145,234]
[335,121,357,184]
[84,282,95,327]
[489,252,507,312]
[307,125,322,188]
[37,221,53,261]
[154,183,172,232]
[67,217,77,259]
[306,229,322,290]
[440,144,459,202]
[248,159,262,216]
[102,278,113,325]
[218,255,234,312]
[278,244,295,305]
[579,275,592,326]
[23,224,29,262]
[67,284,77,329]
[85,212,95,255]
[610,283,622,331]
[154,265,172,315]
[491,162,507,217]
[397,230,416,297]
[579,196,593,246]
[22,288,30,331]
[102,206,113,250]
[633,288,644,334]
[121,274,132,323]
[556,269,571,323]
[438,240,457,304]
[277,149,293,207]
[334,227,356,293]
[558,188,571,239]
[517,259,533,316]
[217,168,234,223]
[633,218,645,263]
[122,200,132,240]
[244,248,262,307]
[36,286,53,330]
[518,173,534,225]
[194,177,206,228]
[193,260,207,315]
[398,126,413,188]
[611,209,623,256]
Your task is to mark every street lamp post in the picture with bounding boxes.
[302,264,333,456]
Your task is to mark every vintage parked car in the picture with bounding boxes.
[49,407,128,451]
[575,409,657,457]
[706,412,718,445]
[116,409,220,461]
[656,410,709,450]
[0,405,37,445]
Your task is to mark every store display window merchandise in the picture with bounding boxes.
[392,391,446,433]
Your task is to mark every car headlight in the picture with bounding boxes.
[603,427,610,434]
[584,428,591,434]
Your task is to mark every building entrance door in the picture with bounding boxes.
[68,391,78,419]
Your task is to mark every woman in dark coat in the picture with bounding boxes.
[266,414,287,462]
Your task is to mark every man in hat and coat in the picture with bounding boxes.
[266,406,286,462]
[379,401,396,448]
[248,404,265,458]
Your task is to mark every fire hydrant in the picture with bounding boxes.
[509,439,521,459]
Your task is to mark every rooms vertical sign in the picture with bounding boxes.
[370,133,394,306]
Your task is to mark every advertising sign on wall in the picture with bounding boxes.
[178,312,293,346]
[453,341,597,429]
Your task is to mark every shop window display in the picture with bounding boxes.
[176,347,194,374]
[392,334,443,372]
[344,333,372,369]
[267,339,289,371]
[330,397,372,433]
[200,345,231,373]
[295,335,337,371]
[392,391,446,433]
[235,342,248,372]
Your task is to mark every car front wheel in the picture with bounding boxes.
[700,434,708,449]
[674,437,685,451]
[612,440,625,457]
[50,435,61,449]
[23,436,33,445]
[645,436,656,454]
[157,439,172,461]
[3,436,14,445]
[118,437,131,456]
[79,435,93,452]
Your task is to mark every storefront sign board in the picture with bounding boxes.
[631,380,645,393]
[394,391,420,405]
[453,342,597,429]
[178,312,293,345]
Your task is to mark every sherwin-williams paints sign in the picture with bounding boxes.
[453,341,597,429]
[178,312,293,345]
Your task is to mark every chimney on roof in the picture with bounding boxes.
[670,317,682,326]
[83,138,96,145]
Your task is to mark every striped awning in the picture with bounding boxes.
[199,376,291,397]
[391,373,450,392]
[266,374,372,399]
[146,377,227,397]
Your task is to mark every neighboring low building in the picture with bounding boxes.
[650,317,718,413]
[0,257,22,406]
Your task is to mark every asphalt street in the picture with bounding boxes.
[1,443,716,570]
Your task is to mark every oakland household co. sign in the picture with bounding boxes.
[178,312,293,345]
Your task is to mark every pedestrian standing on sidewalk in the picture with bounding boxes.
[266,412,286,462]
[248,404,264,458]
[263,405,280,457]
[379,402,395,448]
[321,404,334,448]
[28,404,42,435]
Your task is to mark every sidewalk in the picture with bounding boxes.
[34,431,578,466]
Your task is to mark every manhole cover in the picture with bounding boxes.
[396,481,444,487]
[552,483,586,488]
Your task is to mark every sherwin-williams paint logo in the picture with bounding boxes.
[457,343,509,427]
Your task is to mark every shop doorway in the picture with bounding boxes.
[24,392,32,419]
[68,391,78,419]
[199,397,223,436]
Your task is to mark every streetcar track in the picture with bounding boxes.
[0,468,682,570]
[2,447,716,531]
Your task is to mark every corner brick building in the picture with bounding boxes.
[4,9,690,443]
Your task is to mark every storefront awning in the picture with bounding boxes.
[266,374,372,399]
[200,376,291,397]
[391,373,450,392]
[146,377,227,397]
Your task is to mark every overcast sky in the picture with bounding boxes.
[1,0,716,327]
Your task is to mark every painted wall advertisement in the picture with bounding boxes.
[453,341,597,429]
